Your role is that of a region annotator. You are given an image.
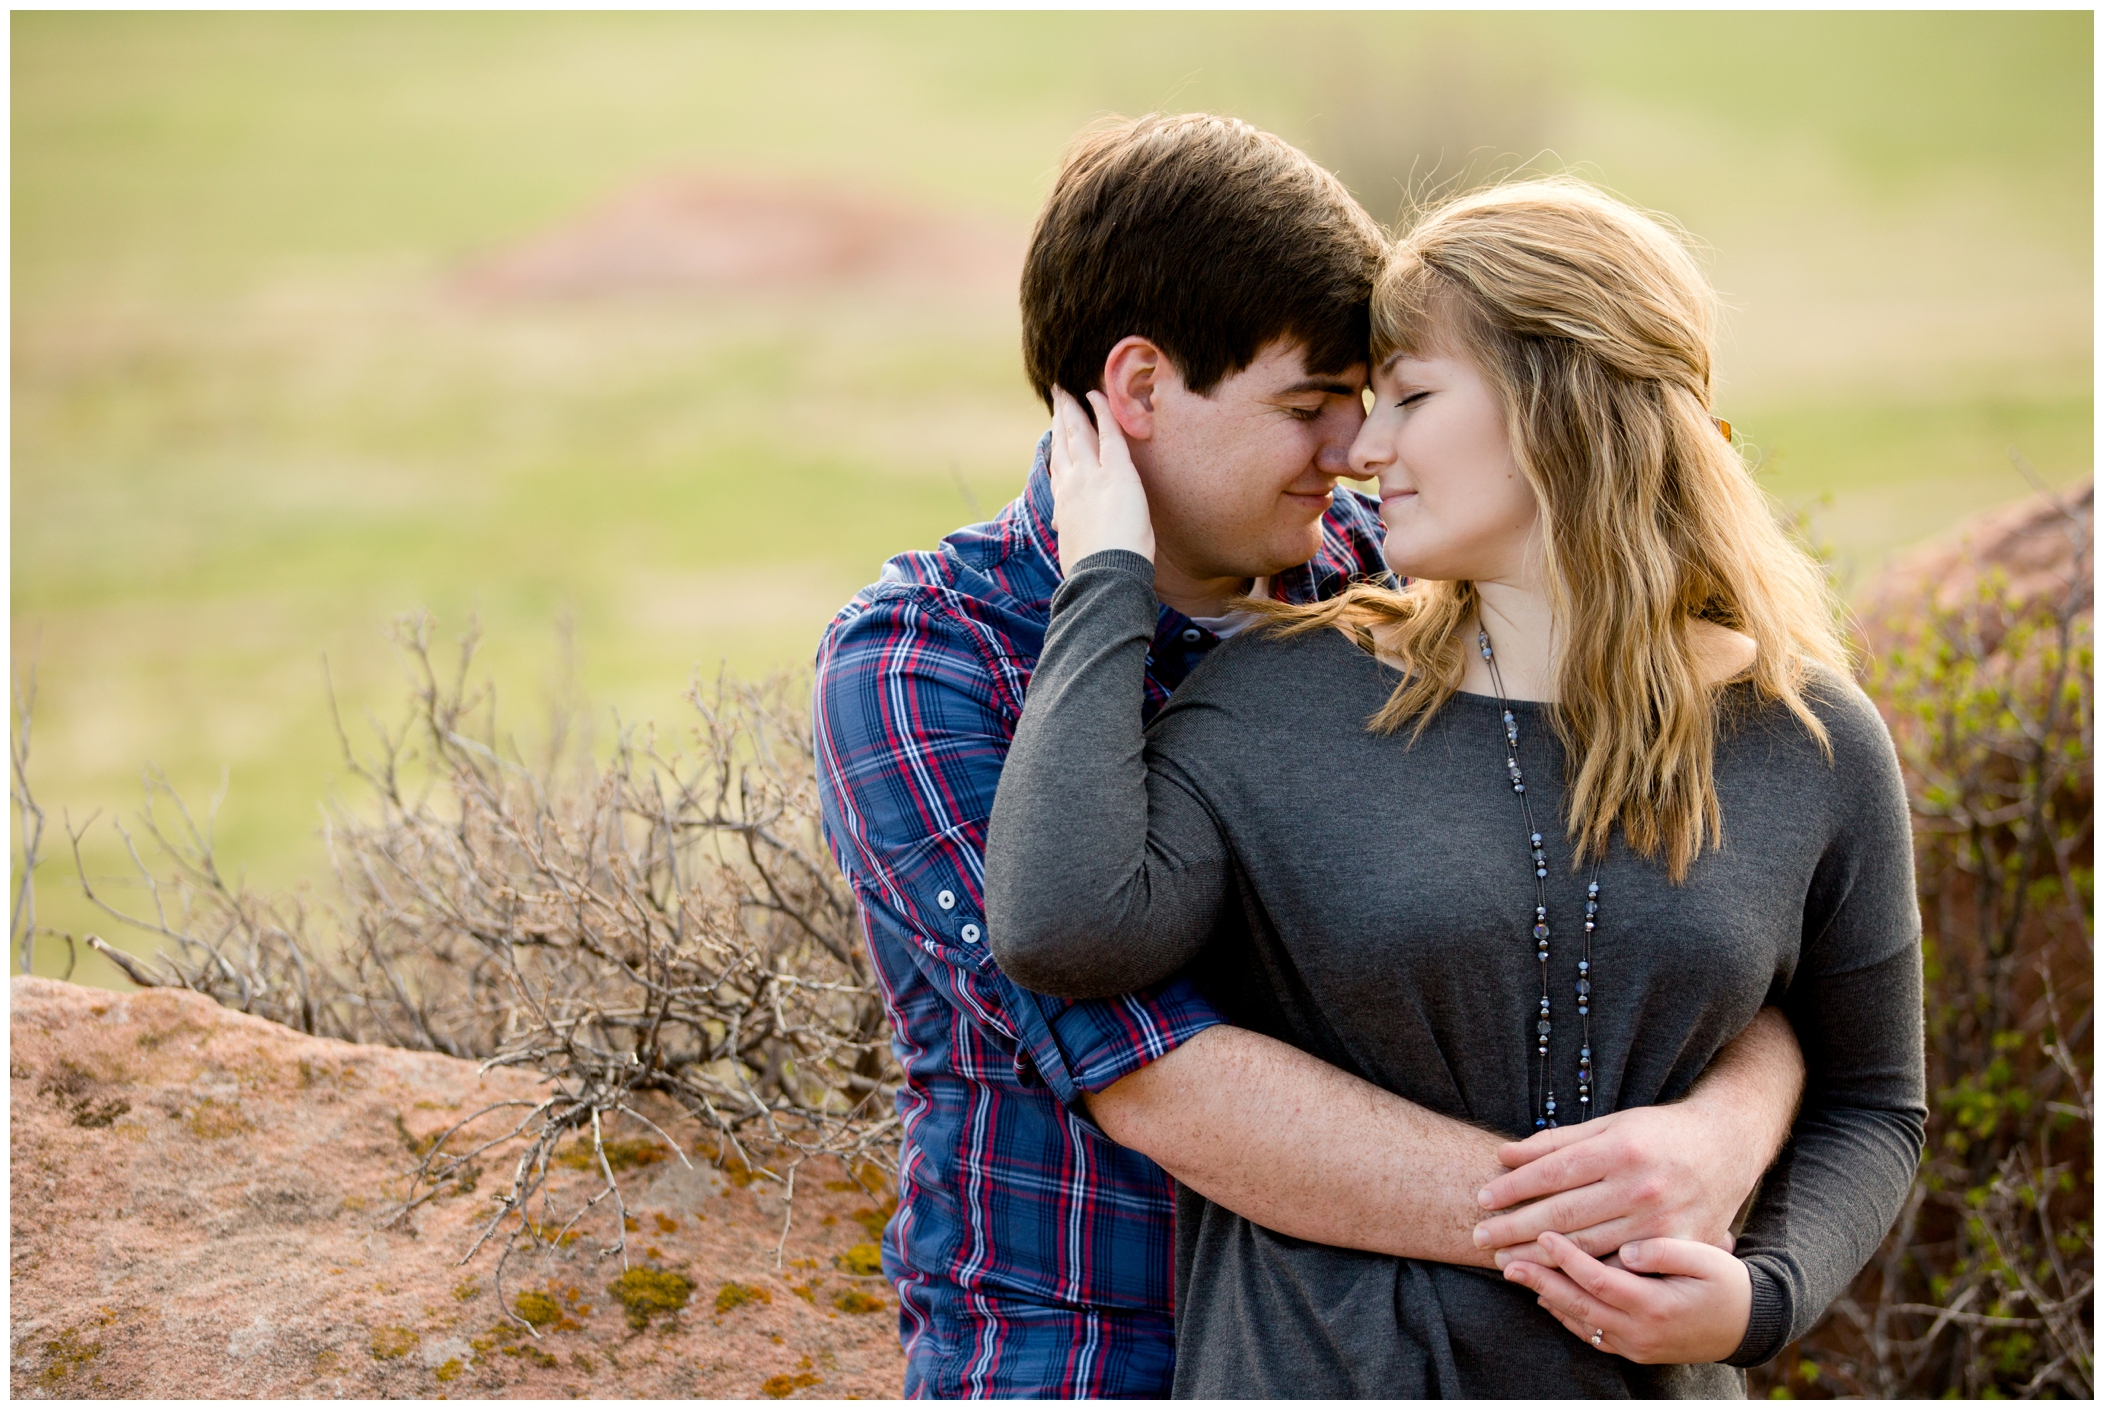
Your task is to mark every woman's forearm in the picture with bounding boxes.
[984,550,1228,997]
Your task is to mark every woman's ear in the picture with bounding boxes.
[1099,336,1168,443]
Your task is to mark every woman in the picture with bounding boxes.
[982,178,1925,1397]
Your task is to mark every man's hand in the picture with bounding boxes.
[1048,387,1155,569]
[1472,1007,1804,1263]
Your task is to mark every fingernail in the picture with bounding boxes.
[1472,1225,1488,1248]
[1476,1188,1494,1207]
[1621,1241,1641,1262]
[1492,1250,1512,1269]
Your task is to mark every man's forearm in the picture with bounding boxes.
[1083,1025,1507,1267]
[1680,1005,1804,1178]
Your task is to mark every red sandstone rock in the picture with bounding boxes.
[1854,474,2093,652]
[457,174,1022,302]
[9,978,907,1399]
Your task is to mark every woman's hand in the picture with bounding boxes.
[1503,1230,1752,1365]
[1048,387,1154,571]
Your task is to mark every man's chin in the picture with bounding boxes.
[1239,530,1327,583]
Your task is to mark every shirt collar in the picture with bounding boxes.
[1010,431,1064,593]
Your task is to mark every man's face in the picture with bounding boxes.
[1129,339,1367,583]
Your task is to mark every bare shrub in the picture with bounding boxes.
[61,615,898,1309]
[1753,481,2093,1399]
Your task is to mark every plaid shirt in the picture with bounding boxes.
[813,435,1390,1398]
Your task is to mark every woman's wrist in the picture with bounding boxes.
[1067,547,1157,582]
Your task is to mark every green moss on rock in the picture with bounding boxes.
[609,1266,695,1329]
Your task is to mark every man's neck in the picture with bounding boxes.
[1151,545,1253,620]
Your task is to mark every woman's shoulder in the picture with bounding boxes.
[1164,621,1390,717]
[1799,658,1892,744]
[1728,656,1900,778]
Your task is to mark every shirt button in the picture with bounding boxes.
[960,923,982,944]
[1180,627,1202,643]
[936,889,956,911]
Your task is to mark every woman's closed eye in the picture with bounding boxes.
[1395,391,1431,410]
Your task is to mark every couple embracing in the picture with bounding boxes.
[814,113,1924,1399]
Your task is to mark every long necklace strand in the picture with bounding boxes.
[1478,629,1602,1129]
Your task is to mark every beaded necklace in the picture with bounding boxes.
[1478,628,1603,1130]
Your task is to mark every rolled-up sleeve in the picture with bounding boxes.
[814,582,1226,1112]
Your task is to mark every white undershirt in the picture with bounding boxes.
[1188,575,1268,640]
[1188,609,1256,640]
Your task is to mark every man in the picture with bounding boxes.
[814,113,1803,1398]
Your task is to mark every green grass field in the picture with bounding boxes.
[12,13,2091,985]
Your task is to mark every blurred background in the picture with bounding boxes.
[12,11,2093,985]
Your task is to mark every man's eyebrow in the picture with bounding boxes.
[1276,376,1362,397]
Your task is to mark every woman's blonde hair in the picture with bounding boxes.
[1278,176,1845,881]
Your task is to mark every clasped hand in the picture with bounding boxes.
[1474,1105,1756,1364]
[1048,387,1155,569]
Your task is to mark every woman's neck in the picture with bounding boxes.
[1460,581,1557,702]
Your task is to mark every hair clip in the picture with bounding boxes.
[1713,417,1732,441]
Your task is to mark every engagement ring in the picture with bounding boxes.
[1591,1330,1604,1348]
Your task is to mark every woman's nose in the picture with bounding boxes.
[1348,425,1389,478]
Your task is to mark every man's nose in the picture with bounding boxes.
[1317,440,1354,476]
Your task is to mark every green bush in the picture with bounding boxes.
[1754,499,2093,1398]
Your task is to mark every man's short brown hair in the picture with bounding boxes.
[1020,113,1385,408]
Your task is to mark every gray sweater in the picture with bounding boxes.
[984,551,1926,1399]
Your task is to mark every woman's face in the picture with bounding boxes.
[1351,344,1541,586]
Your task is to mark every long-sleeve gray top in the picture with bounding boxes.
[983,551,1926,1399]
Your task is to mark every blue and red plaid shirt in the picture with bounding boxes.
[813,435,1390,1398]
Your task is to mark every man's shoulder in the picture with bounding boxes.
[814,496,1054,720]
[1322,486,1387,559]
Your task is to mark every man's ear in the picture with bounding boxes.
[1099,336,1172,443]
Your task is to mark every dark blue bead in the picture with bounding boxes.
[1533,923,1550,940]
